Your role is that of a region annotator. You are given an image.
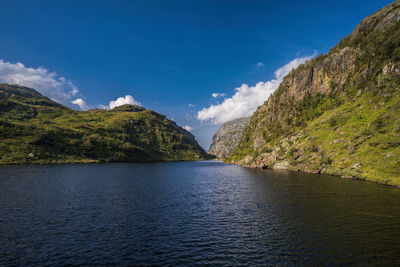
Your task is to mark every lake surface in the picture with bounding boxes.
[1,161,400,266]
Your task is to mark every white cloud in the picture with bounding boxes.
[182,125,193,131]
[197,55,314,125]
[188,103,195,107]
[211,92,226,98]
[0,59,80,105]
[256,62,264,67]
[98,104,108,109]
[109,95,141,109]
[71,98,88,110]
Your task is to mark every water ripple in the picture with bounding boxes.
[1,161,400,265]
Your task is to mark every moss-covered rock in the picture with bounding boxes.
[0,84,208,164]
[230,0,400,186]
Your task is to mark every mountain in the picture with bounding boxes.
[0,84,207,164]
[230,1,400,186]
[208,117,250,159]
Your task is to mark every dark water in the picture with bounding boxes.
[1,161,400,266]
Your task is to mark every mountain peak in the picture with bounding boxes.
[0,83,208,163]
[350,0,400,41]
[229,0,400,186]
[111,104,146,112]
[0,83,44,98]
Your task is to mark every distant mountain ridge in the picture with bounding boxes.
[0,84,207,164]
[208,117,250,159]
[230,1,400,186]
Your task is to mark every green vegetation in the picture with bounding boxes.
[0,84,207,164]
[230,3,400,186]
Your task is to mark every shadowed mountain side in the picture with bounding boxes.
[208,117,250,159]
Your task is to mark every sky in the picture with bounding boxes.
[0,0,393,149]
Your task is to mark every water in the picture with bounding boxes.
[0,161,400,266]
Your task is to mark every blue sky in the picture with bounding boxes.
[0,0,393,148]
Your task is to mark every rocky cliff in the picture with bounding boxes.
[0,84,208,164]
[230,0,400,186]
[208,117,250,159]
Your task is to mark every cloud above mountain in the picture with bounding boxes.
[109,95,141,109]
[71,98,88,110]
[0,59,145,112]
[182,125,193,131]
[0,59,82,106]
[197,55,314,124]
[212,92,226,98]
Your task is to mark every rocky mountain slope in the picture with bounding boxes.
[208,117,250,159]
[0,84,207,164]
[230,0,400,186]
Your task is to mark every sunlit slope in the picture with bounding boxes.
[0,84,207,163]
[230,1,400,185]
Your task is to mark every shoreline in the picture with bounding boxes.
[228,160,400,188]
[2,157,398,188]
[0,158,211,166]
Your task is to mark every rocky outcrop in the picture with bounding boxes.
[208,117,250,159]
[350,0,400,40]
[231,1,400,186]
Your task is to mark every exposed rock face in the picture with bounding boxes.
[208,117,250,159]
[350,1,400,40]
[231,0,400,186]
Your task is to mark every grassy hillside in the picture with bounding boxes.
[230,1,400,186]
[0,84,207,164]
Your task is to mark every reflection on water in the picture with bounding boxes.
[0,161,400,265]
